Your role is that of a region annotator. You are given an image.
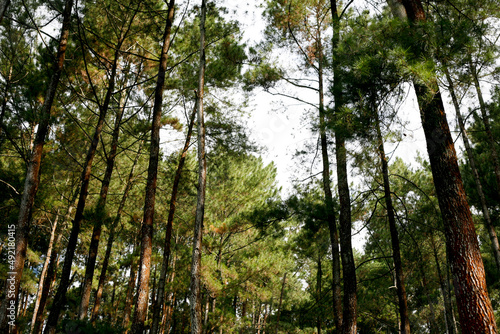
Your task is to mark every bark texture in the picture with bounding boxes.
[387,1,497,332]
[0,0,73,331]
[189,1,207,333]
[443,65,500,271]
[130,1,175,332]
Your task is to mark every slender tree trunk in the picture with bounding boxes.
[44,32,117,333]
[0,1,73,332]
[330,3,357,333]
[189,1,207,333]
[29,214,59,334]
[151,100,197,334]
[274,272,286,334]
[388,0,497,332]
[123,240,139,333]
[91,141,143,322]
[316,257,322,334]
[317,27,342,333]
[78,41,127,322]
[469,57,500,196]
[32,232,62,334]
[375,111,411,333]
[430,234,456,334]
[130,1,175,333]
[443,65,500,271]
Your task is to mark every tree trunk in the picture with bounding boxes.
[430,234,456,334]
[29,213,59,334]
[317,25,342,333]
[91,140,143,322]
[274,272,286,334]
[43,33,116,333]
[130,1,175,333]
[443,65,500,271]
[316,256,322,334]
[78,36,128,321]
[189,1,207,334]
[123,239,139,333]
[388,1,497,332]
[151,99,197,334]
[330,3,357,333]
[0,1,73,332]
[375,111,411,334]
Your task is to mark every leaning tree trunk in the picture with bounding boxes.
[130,1,175,333]
[29,213,59,334]
[0,1,73,332]
[189,1,207,333]
[374,110,411,334]
[78,34,130,321]
[330,3,357,334]
[317,27,342,332]
[91,140,143,322]
[43,22,117,331]
[151,100,196,334]
[443,65,500,271]
[387,1,497,332]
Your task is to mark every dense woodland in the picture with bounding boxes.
[1,0,500,333]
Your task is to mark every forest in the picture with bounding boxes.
[0,0,500,333]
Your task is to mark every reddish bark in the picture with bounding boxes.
[130,1,175,333]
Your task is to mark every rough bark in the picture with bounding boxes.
[91,141,143,322]
[151,99,196,334]
[0,1,73,331]
[189,1,207,333]
[443,65,500,271]
[130,1,175,333]
[387,1,497,332]
[375,111,411,334]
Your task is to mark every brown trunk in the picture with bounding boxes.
[29,214,59,334]
[123,240,139,333]
[330,3,357,333]
[189,1,207,334]
[78,36,129,321]
[151,99,197,334]
[274,273,286,334]
[388,1,497,332]
[318,24,342,333]
[44,29,116,333]
[32,232,62,334]
[91,141,143,321]
[130,1,175,333]
[375,111,411,334]
[0,1,73,332]
[316,256,322,334]
[443,65,500,271]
